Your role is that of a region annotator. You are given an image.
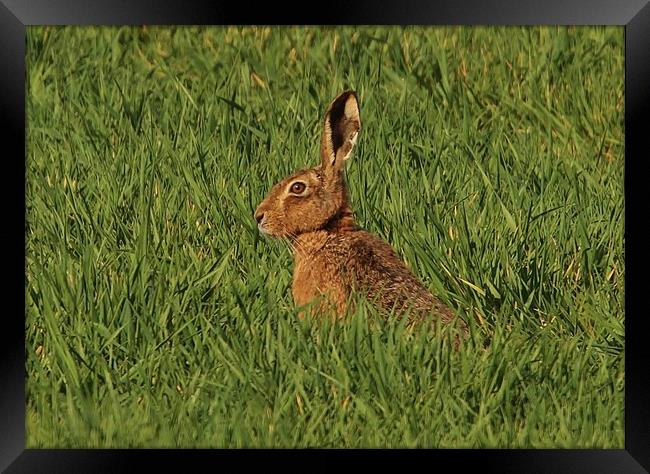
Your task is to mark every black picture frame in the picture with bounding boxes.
[4,0,648,472]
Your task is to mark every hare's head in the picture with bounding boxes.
[254,90,361,238]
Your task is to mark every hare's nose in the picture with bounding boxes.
[254,211,265,224]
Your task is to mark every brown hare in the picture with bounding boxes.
[254,90,468,339]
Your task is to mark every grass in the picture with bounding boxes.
[25,25,624,448]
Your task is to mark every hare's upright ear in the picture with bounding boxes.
[320,90,361,171]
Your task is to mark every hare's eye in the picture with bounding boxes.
[290,182,306,194]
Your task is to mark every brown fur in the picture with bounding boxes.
[254,90,468,339]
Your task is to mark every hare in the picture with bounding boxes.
[254,90,468,338]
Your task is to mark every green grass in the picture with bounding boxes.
[25,26,625,448]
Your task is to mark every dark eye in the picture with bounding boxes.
[290,182,306,194]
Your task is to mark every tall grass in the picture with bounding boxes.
[25,26,624,447]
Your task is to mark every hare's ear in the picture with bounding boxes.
[320,90,361,171]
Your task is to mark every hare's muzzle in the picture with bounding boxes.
[254,209,269,234]
[254,210,265,225]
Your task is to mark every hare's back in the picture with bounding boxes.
[341,230,438,312]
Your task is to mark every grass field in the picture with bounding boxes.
[25,26,625,448]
